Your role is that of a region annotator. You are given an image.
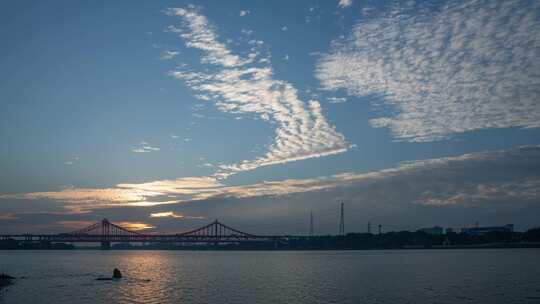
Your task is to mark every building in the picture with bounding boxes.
[445,228,454,234]
[461,224,514,235]
[418,226,444,235]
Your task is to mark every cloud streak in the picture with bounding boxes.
[160,50,180,60]
[150,211,204,219]
[132,142,160,153]
[166,7,352,178]
[317,0,540,142]
[3,145,539,214]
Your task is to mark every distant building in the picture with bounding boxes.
[461,224,514,235]
[418,226,444,235]
[445,228,454,234]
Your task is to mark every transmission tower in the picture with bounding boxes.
[367,221,371,234]
[339,202,345,236]
[309,211,314,237]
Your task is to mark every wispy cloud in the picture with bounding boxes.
[3,146,539,214]
[150,211,204,219]
[64,156,79,166]
[417,180,540,206]
[150,211,183,218]
[160,50,180,60]
[117,221,156,231]
[166,8,251,67]
[166,7,352,178]
[317,0,540,142]
[338,0,353,8]
[327,97,346,104]
[0,187,165,211]
[132,142,160,153]
[239,10,250,17]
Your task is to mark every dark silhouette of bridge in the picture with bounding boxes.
[0,219,284,249]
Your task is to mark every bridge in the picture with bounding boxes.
[0,218,285,249]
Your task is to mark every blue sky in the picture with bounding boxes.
[1,0,539,234]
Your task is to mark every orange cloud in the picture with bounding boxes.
[116,222,156,231]
[150,211,183,218]
[150,211,204,219]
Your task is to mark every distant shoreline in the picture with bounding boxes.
[3,228,540,251]
[1,242,539,251]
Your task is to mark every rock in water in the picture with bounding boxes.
[0,273,15,288]
[113,268,122,279]
[0,273,15,280]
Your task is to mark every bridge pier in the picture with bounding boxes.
[100,241,111,250]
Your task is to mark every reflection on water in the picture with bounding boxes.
[1,249,540,304]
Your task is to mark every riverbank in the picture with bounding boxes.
[1,241,539,250]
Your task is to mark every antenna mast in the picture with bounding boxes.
[309,211,314,237]
[339,202,345,236]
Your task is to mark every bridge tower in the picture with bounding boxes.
[101,218,111,250]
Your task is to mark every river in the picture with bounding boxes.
[1,249,539,303]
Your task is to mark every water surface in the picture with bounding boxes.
[1,249,539,304]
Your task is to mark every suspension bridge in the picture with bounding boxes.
[0,218,285,249]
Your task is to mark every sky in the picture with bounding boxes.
[0,0,539,235]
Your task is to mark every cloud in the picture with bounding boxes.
[117,176,222,194]
[116,221,156,231]
[2,145,540,232]
[160,50,180,60]
[166,8,252,67]
[3,145,539,220]
[0,187,166,211]
[316,0,540,142]
[64,156,79,166]
[132,142,160,153]
[338,0,353,8]
[150,211,183,218]
[150,211,204,219]
[55,220,96,230]
[328,97,346,104]
[239,10,250,17]
[417,180,540,206]
[0,213,18,220]
[166,7,351,177]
